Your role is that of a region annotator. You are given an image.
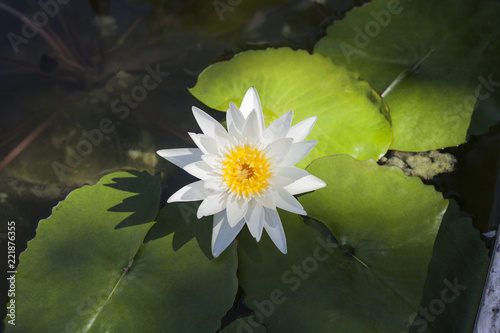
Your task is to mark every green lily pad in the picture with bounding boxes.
[237,155,448,332]
[5,171,238,332]
[409,200,489,333]
[190,47,392,165]
[221,317,267,333]
[468,32,500,136]
[315,0,500,151]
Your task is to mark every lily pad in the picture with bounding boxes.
[409,200,489,333]
[468,31,500,136]
[5,171,238,332]
[221,317,267,333]
[190,47,392,165]
[237,155,448,332]
[315,0,500,151]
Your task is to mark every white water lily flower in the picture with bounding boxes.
[157,87,326,258]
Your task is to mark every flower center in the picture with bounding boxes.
[222,145,271,198]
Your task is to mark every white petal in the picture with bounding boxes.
[240,87,265,132]
[245,201,264,241]
[214,128,232,151]
[157,148,202,169]
[280,141,317,166]
[270,175,294,188]
[266,138,293,162]
[287,116,317,142]
[283,174,327,195]
[188,133,218,155]
[226,197,248,227]
[241,110,262,139]
[272,188,307,215]
[270,167,310,187]
[197,192,227,218]
[227,102,245,136]
[192,106,227,138]
[263,208,287,254]
[201,154,221,169]
[184,160,213,180]
[204,179,226,192]
[212,211,245,258]
[262,111,293,144]
[254,190,275,210]
[275,166,310,182]
[167,180,207,203]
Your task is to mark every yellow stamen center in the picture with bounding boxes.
[222,145,271,198]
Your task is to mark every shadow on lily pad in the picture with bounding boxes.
[104,170,161,229]
[409,200,489,333]
[145,201,214,259]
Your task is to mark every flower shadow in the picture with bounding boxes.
[144,201,213,259]
[104,170,161,229]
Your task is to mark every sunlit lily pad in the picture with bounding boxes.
[6,171,238,332]
[237,155,448,332]
[190,47,392,165]
[315,0,500,150]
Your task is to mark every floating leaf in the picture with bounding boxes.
[468,32,500,136]
[221,317,267,333]
[6,171,238,332]
[190,47,392,165]
[315,0,500,150]
[409,200,489,333]
[237,155,448,332]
